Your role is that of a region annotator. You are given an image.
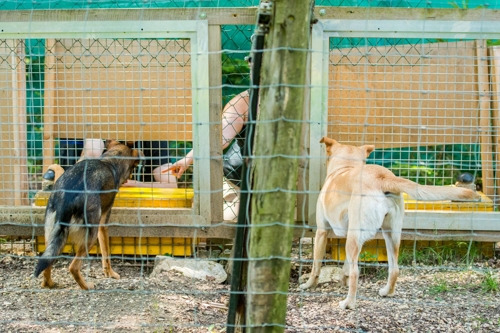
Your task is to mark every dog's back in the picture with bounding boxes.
[53,159,122,212]
[320,137,479,202]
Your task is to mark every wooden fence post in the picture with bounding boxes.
[247,1,315,331]
[476,40,495,200]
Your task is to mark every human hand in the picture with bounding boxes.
[162,156,192,179]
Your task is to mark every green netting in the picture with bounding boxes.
[0,0,498,10]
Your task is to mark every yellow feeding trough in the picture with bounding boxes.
[402,191,492,211]
[115,187,194,208]
[34,186,195,256]
[36,236,194,257]
[34,187,194,208]
[330,191,494,262]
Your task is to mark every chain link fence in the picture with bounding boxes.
[0,2,499,332]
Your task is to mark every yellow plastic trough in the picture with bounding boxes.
[35,236,194,257]
[34,187,194,209]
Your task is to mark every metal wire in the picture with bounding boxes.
[1,3,500,332]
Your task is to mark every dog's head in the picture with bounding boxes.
[103,140,143,168]
[320,136,375,168]
[41,164,66,191]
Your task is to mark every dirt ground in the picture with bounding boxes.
[1,243,499,333]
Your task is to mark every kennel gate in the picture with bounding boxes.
[0,10,224,246]
[307,8,500,241]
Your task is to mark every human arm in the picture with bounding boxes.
[163,90,249,179]
[221,90,249,150]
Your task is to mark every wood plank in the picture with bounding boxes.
[50,38,193,142]
[43,39,56,169]
[0,206,225,238]
[0,8,257,26]
[2,206,499,241]
[0,39,28,205]
[328,40,480,147]
[1,8,499,27]
[313,7,500,22]
[476,40,495,198]
[208,25,223,222]
[403,210,500,231]
[489,46,500,207]
[11,40,28,205]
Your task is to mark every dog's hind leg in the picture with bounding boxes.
[69,222,98,290]
[98,220,120,279]
[379,208,403,297]
[379,230,400,297]
[69,244,95,290]
[41,266,55,288]
[300,229,328,290]
[339,232,361,310]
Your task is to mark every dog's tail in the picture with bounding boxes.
[383,176,480,202]
[34,219,69,278]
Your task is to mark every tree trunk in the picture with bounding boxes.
[247,1,315,331]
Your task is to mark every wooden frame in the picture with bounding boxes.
[0,39,28,206]
[309,10,500,224]
[1,12,214,226]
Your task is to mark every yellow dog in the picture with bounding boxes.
[301,137,480,309]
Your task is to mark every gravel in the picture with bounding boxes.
[1,246,499,332]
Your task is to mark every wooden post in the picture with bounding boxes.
[208,24,223,222]
[475,40,494,199]
[43,39,56,170]
[247,1,314,331]
[11,39,28,205]
[489,46,500,207]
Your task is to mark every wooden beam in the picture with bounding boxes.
[0,7,498,27]
[246,0,315,329]
[42,39,56,170]
[490,46,500,207]
[208,24,224,223]
[476,40,495,198]
[312,7,500,21]
[11,39,28,205]
[0,8,257,26]
[1,206,499,241]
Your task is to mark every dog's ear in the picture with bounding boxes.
[362,145,375,157]
[126,141,135,149]
[320,136,337,147]
[104,139,120,149]
[44,164,65,182]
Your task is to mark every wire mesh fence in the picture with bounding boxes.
[0,2,499,332]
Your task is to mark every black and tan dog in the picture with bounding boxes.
[34,140,141,290]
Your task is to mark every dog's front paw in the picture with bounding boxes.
[339,298,356,310]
